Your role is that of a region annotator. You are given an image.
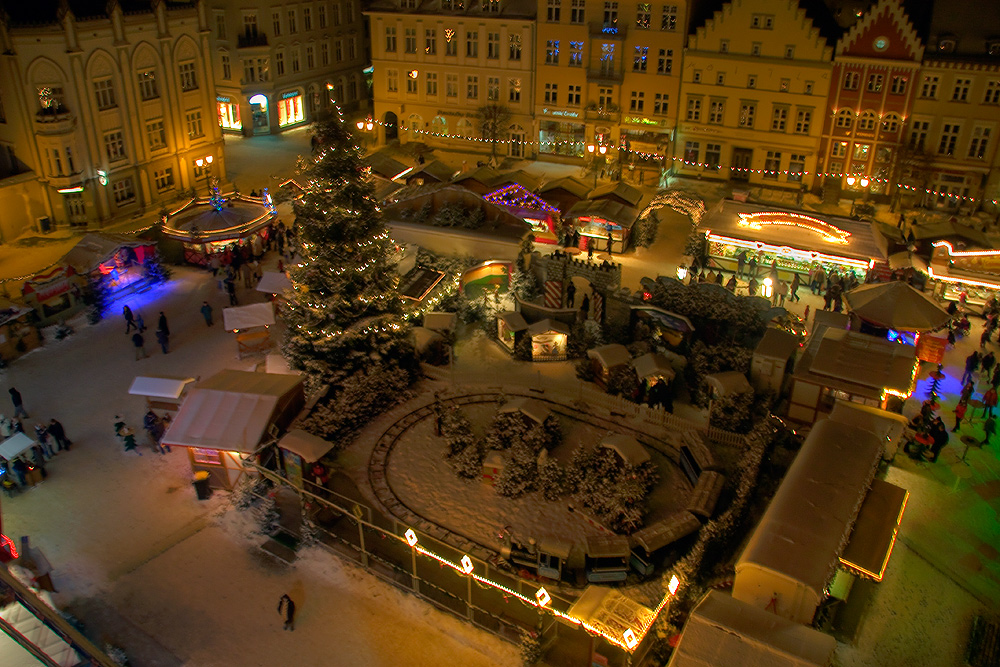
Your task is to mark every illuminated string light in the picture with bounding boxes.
[737,212,851,244]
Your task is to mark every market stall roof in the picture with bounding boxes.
[452,165,500,188]
[162,371,304,453]
[631,305,696,333]
[498,311,529,332]
[223,302,275,331]
[839,478,908,581]
[588,181,644,208]
[0,300,34,328]
[278,428,333,463]
[754,329,800,362]
[493,169,543,192]
[567,585,655,652]
[537,176,592,199]
[565,199,639,230]
[0,433,36,461]
[587,344,631,369]
[698,200,888,264]
[370,174,404,203]
[632,352,676,382]
[407,160,455,184]
[703,371,752,397]
[498,397,551,425]
[364,153,411,181]
[526,318,570,336]
[62,233,148,274]
[599,434,650,466]
[909,218,990,249]
[667,591,837,667]
[128,375,197,400]
[255,271,292,295]
[844,281,951,332]
[798,329,917,399]
[423,311,457,332]
[0,598,81,667]
[736,419,884,604]
[828,400,909,446]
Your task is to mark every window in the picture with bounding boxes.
[104,130,126,161]
[771,106,787,131]
[657,49,672,74]
[784,45,795,59]
[751,43,761,56]
[751,13,773,29]
[938,123,960,155]
[544,82,558,104]
[179,62,198,91]
[920,75,938,98]
[636,3,650,28]
[693,70,701,83]
[630,91,645,112]
[853,143,870,160]
[94,79,116,109]
[567,84,581,105]
[186,110,204,139]
[216,14,226,39]
[835,109,854,129]
[985,81,1000,104]
[952,78,971,102]
[306,46,315,69]
[446,74,457,98]
[882,113,901,133]
[716,72,725,85]
[684,141,699,163]
[426,29,437,55]
[406,75,417,94]
[113,178,135,205]
[387,69,398,93]
[547,0,561,21]
[829,161,843,175]
[445,29,458,56]
[509,78,521,102]
[336,40,343,61]
[686,97,701,121]
[287,9,297,33]
[385,27,397,52]
[570,41,584,66]
[345,2,354,22]
[763,151,780,179]
[321,43,329,66]
[509,34,522,60]
[275,52,285,76]
[708,100,724,124]
[137,69,158,100]
[546,40,560,65]
[654,93,668,115]
[467,75,478,99]
[598,87,613,107]
[788,154,805,182]
[405,28,417,54]
[795,109,811,134]
[858,110,877,131]
[488,32,500,59]
[661,4,676,31]
[909,120,929,150]
[739,102,755,127]
[831,141,847,158]
[222,54,231,79]
[804,81,813,94]
[272,11,281,35]
[876,147,893,163]
[633,46,648,72]
[319,5,327,28]
[245,13,259,36]
[291,50,300,72]
[146,120,166,150]
[303,7,312,30]
[154,168,174,191]
[890,75,908,94]
[333,2,341,25]
[427,72,439,96]
[571,0,586,23]
[747,75,756,89]
[603,2,618,28]
[844,71,860,90]
[467,31,478,57]
[866,74,884,92]
[779,78,790,92]
[486,76,498,100]
[969,126,992,159]
[705,143,721,169]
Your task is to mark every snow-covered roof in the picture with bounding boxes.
[223,302,275,331]
[587,344,631,369]
[255,271,292,295]
[412,326,443,353]
[588,181,644,208]
[278,429,333,463]
[703,371,752,396]
[798,329,917,398]
[599,434,650,466]
[631,352,676,382]
[585,535,630,558]
[498,397,551,425]
[61,232,148,273]
[538,176,592,198]
[630,511,701,555]
[667,591,837,667]
[754,329,800,362]
[0,599,81,667]
[128,375,197,400]
[567,585,655,647]
[423,311,457,332]
[527,318,570,336]
[0,432,36,461]
[566,199,639,229]
[735,419,884,606]
[498,311,529,331]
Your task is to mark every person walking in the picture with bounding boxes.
[580,294,590,321]
[725,275,737,292]
[776,280,788,307]
[565,282,576,308]
[200,301,214,327]
[961,380,976,404]
[144,410,168,454]
[748,277,759,297]
[736,251,747,278]
[983,351,997,378]
[986,414,998,448]
[953,399,968,432]
[11,457,27,487]
[155,328,170,355]
[9,388,28,419]
[789,273,801,302]
[123,305,136,334]
[34,423,54,458]
[132,331,148,360]
[962,351,981,384]
[606,231,614,256]
[157,312,170,337]
[48,419,70,451]
[278,594,296,631]
[981,327,992,348]
[747,257,758,279]
[984,386,998,417]
[135,311,146,333]
[226,278,238,306]
[811,266,826,295]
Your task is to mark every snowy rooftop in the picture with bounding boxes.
[587,344,631,369]
[754,328,800,362]
[797,329,917,398]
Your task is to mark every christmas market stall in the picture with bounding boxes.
[537,176,591,217]
[0,300,40,364]
[697,200,889,281]
[223,302,276,360]
[19,266,85,326]
[255,271,292,300]
[405,159,455,186]
[587,344,631,389]
[565,199,638,255]
[497,311,529,352]
[161,370,305,490]
[526,318,570,361]
[128,375,197,413]
[0,432,41,487]
[631,352,676,394]
[483,183,561,244]
[630,303,695,348]
[750,329,799,393]
[160,188,277,266]
[275,428,333,489]
[62,233,159,303]
[843,281,951,362]
[565,585,657,663]
[926,240,1000,309]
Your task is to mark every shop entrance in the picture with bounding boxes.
[509,127,525,158]
[731,148,752,181]
[383,112,398,142]
[249,94,270,133]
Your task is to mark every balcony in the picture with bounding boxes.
[584,104,621,123]
[34,108,75,136]
[237,31,269,48]
[589,20,627,40]
[586,66,624,84]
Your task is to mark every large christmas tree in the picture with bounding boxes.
[282,111,418,393]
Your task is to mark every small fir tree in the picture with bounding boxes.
[83,275,112,324]
[453,441,487,478]
[536,456,566,501]
[441,405,476,456]
[142,252,172,285]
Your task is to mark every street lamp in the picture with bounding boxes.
[355,117,375,151]
[194,155,214,195]
[586,143,608,188]
[846,175,871,217]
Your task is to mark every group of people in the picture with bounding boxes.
[0,388,71,495]
[127,307,172,360]
[114,410,172,455]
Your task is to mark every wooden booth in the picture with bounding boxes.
[587,344,631,389]
[276,429,333,489]
[497,311,529,352]
[162,371,305,490]
[128,375,197,413]
[527,318,570,361]
[751,329,800,394]
[20,265,86,326]
[0,301,41,364]
[223,302,276,360]
[565,199,638,255]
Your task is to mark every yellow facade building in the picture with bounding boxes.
[675,0,834,191]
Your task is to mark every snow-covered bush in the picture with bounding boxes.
[452,441,486,478]
[570,448,659,533]
[536,457,566,501]
[251,492,279,535]
[606,365,641,400]
[231,474,268,511]
[519,629,543,666]
[494,440,537,497]
[441,406,476,456]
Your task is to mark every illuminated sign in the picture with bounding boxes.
[737,212,851,244]
[281,90,300,100]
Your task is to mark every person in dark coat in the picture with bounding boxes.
[31,444,47,479]
[962,351,981,384]
[736,251,747,278]
[155,329,170,355]
[11,458,27,487]
[123,305,136,334]
[747,257,758,279]
[157,312,170,337]
[201,301,214,326]
[580,294,590,320]
[132,332,147,360]
[48,419,70,451]
[928,418,949,462]
[565,282,576,307]
[226,278,238,305]
[9,387,27,419]
[607,231,614,255]
[278,594,296,631]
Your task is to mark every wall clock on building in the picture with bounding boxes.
[873,36,890,51]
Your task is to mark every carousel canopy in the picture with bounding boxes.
[844,281,951,332]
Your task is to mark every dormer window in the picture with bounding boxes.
[938,35,957,53]
[988,39,1000,56]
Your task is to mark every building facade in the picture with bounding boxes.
[0,0,224,232]
[673,0,833,191]
[366,0,536,158]
[209,0,369,137]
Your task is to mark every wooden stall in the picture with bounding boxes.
[0,301,41,363]
[128,375,197,413]
[526,318,570,361]
[223,302,276,360]
[497,311,529,352]
[587,344,631,389]
[276,429,333,489]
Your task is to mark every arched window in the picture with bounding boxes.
[456,118,473,138]
[430,115,447,135]
[881,113,901,133]
[835,109,854,129]
[858,110,878,131]
[407,113,423,134]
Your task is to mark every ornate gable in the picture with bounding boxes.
[837,0,923,61]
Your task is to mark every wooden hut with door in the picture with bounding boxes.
[751,329,800,393]
[128,375,197,414]
[587,344,631,389]
[497,311,529,352]
[223,302,276,359]
[526,318,570,361]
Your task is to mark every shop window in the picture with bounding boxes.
[279,94,304,127]
[193,448,220,464]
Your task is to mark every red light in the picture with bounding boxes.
[0,534,18,559]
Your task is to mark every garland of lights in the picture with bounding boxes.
[736,212,852,244]
[483,184,560,214]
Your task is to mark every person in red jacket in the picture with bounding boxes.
[984,387,998,417]
[953,399,968,432]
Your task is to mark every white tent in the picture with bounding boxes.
[223,302,275,331]
[0,600,80,667]
[128,375,196,400]
[0,433,36,461]
[255,271,293,295]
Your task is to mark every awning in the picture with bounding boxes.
[128,375,196,400]
[223,302,275,331]
[839,479,908,581]
[255,271,292,295]
[278,429,332,463]
[0,433,37,461]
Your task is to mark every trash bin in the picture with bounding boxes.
[193,471,212,500]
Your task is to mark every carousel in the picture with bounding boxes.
[160,184,278,266]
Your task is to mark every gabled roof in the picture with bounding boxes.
[526,318,570,336]
[538,177,592,199]
[452,165,500,186]
[62,233,149,273]
[836,0,924,60]
[588,181,644,208]
[587,343,631,369]
[599,433,651,466]
[364,153,410,181]
[409,160,456,183]
[566,199,639,229]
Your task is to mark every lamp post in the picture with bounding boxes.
[846,174,870,217]
[586,142,608,189]
[355,117,375,152]
[194,155,214,195]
